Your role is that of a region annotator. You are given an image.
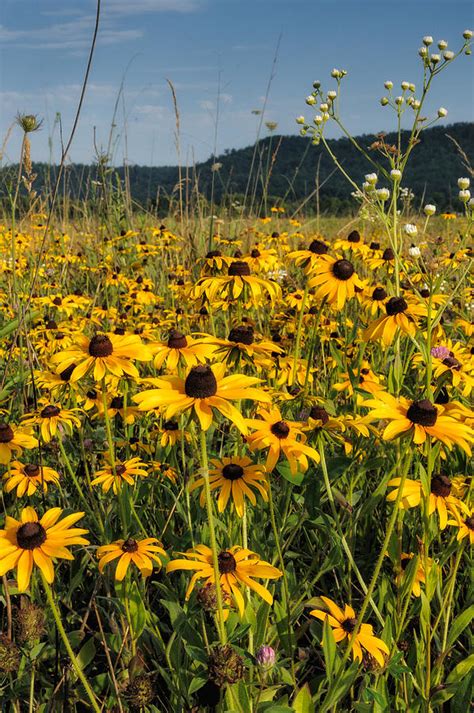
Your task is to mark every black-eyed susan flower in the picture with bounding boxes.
[333,362,385,397]
[363,393,474,455]
[104,394,140,425]
[97,537,166,580]
[194,261,282,305]
[288,237,329,272]
[309,596,389,666]
[134,363,271,433]
[363,296,426,346]
[386,474,468,530]
[447,511,474,545]
[91,457,149,494]
[0,423,38,464]
[308,255,363,310]
[159,419,190,447]
[189,456,268,517]
[245,406,320,475]
[50,332,153,382]
[22,402,81,443]
[395,553,432,597]
[3,461,60,497]
[166,545,282,617]
[0,507,88,591]
[151,330,215,371]
[202,325,283,367]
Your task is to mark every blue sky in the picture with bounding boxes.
[0,0,472,166]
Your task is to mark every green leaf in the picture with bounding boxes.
[321,617,337,679]
[188,676,208,696]
[323,662,359,709]
[446,604,474,648]
[77,637,96,671]
[277,462,305,486]
[292,684,315,713]
[128,581,147,639]
[446,653,474,684]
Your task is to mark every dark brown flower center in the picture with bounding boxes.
[420,289,430,298]
[40,405,60,419]
[0,423,14,443]
[184,365,218,398]
[372,287,387,301]
[163,419,179,431]
[222,463,244,481]
[370,241,380,250]
[309,406,329,424]
[23,464,40,478]
[218,551,237,574]
[309,239,329,254]
[347,230,360,243]
[251,248,261,258]
[59,363,76,381]
[228,261,251,276]
[406,399,438,427]
[430,474,451,498]
[110,396,124,410]
[16,522,47,550]
[206,250,222,258]
[385,296,408,316]
[341,617,358,633]
[228,325,254,345]
[442,356,461,371]
[382,248,395,261]
[332,259,354,281]
[115,464,127,476]
[167,329,188,349]
[121,538,138,553]
[53,297,62,306]
[464,516,474,531]
[86,389,98,400]
[89,334,113,357]
[270,420,290,439]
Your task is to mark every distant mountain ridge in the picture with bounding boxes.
[1,122,472,214]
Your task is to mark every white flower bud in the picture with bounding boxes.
[380,97,389,106]
[406,96,414,106]
[419,46,428,57]
[404,224,418,237]
[390,169,402,181]
[459,189,471,203]
[437,107,448,118]
[384,80,393,90]
[365,173,378,185]
[430,54,441,64]
[468,197,474,208]
[401,81,410,90]
[313,115,323,125]
[362,182,371,192]
[320,102,329,112]
[443,51,454,60]
[463,29,473,39]
[312,80,321,89]
[395,96,404,105]
[306,95,316,105]
[412,100,421,110]
[322,112,330,121]
[409,83,415,92]
[424,204,436,216]
[458,177,470,189]
[409,246,421,257]
[376,188,390,201]
[296,116,306,125]
[438,40,448,50]
[327,90,337,100]
[423,36,433,46]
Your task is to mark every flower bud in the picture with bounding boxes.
[419,46,428,57]
[437,107,448,118]
[327,90,337,100]
[412,100,421,110]
[384,80,393,90]
[331,68,341,78]
[443,51,454,60]
[320,102,329,112]
[463,29,473,39]
[306,95,316,106]
[296,116,306,125]
[256,645,276,669]
[409,83,415,92]
[458,177,470,189]
[313,115,323,125]
[299,128,307,136]
[409,246,421,257]
[424,204,436,216]
[312,80,321,89]
[437,40,448,50]
[395,96,404,105]
[404,223,418,237]
[380,96,389,106]
[430,54,441,64]
[459,189,471,203]
[322,112,330,121]
[376,188,390,201]
[401,81,410,90]
[423,36,433,46]
[365,173,378,185]
[390,169,402,181]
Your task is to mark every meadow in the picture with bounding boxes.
[0,29,472,713]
